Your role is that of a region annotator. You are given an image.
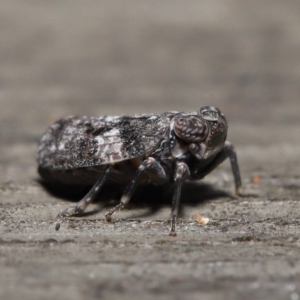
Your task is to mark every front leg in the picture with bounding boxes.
[169,162,190,237]
[191,141,243,196]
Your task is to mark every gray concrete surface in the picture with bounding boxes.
[1,1,300,299]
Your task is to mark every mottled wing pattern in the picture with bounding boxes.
[37,113,172,170]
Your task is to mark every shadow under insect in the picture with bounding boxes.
[38,179,231,219]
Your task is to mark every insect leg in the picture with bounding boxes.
[169,162,190,237]
[55,165,111,230]
[192,141,242,196]
[105,157,167,222]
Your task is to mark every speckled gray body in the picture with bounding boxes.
[37,108,227,185]
[37,106,242,235]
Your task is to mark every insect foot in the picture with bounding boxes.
[36,106,244,235]
[55,205,84,231]
[235,186,258,198]
[105,203,125,222]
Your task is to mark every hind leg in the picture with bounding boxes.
[55,165,111,230]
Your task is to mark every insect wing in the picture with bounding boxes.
[37,114,169,169]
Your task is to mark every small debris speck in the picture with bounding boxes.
[195,214,210,225]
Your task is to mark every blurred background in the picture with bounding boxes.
[0,0,300,181]
[1,2,300,299]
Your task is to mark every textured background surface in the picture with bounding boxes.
[1,1,300,299]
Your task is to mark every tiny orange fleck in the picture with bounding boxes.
[251,175,261,184]
[195,214,209,225]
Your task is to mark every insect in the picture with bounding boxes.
[37,106,243,236]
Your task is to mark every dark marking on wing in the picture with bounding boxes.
[37,113,173,170]
[91,127,106,136]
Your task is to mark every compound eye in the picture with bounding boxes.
[174,115,209,142]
